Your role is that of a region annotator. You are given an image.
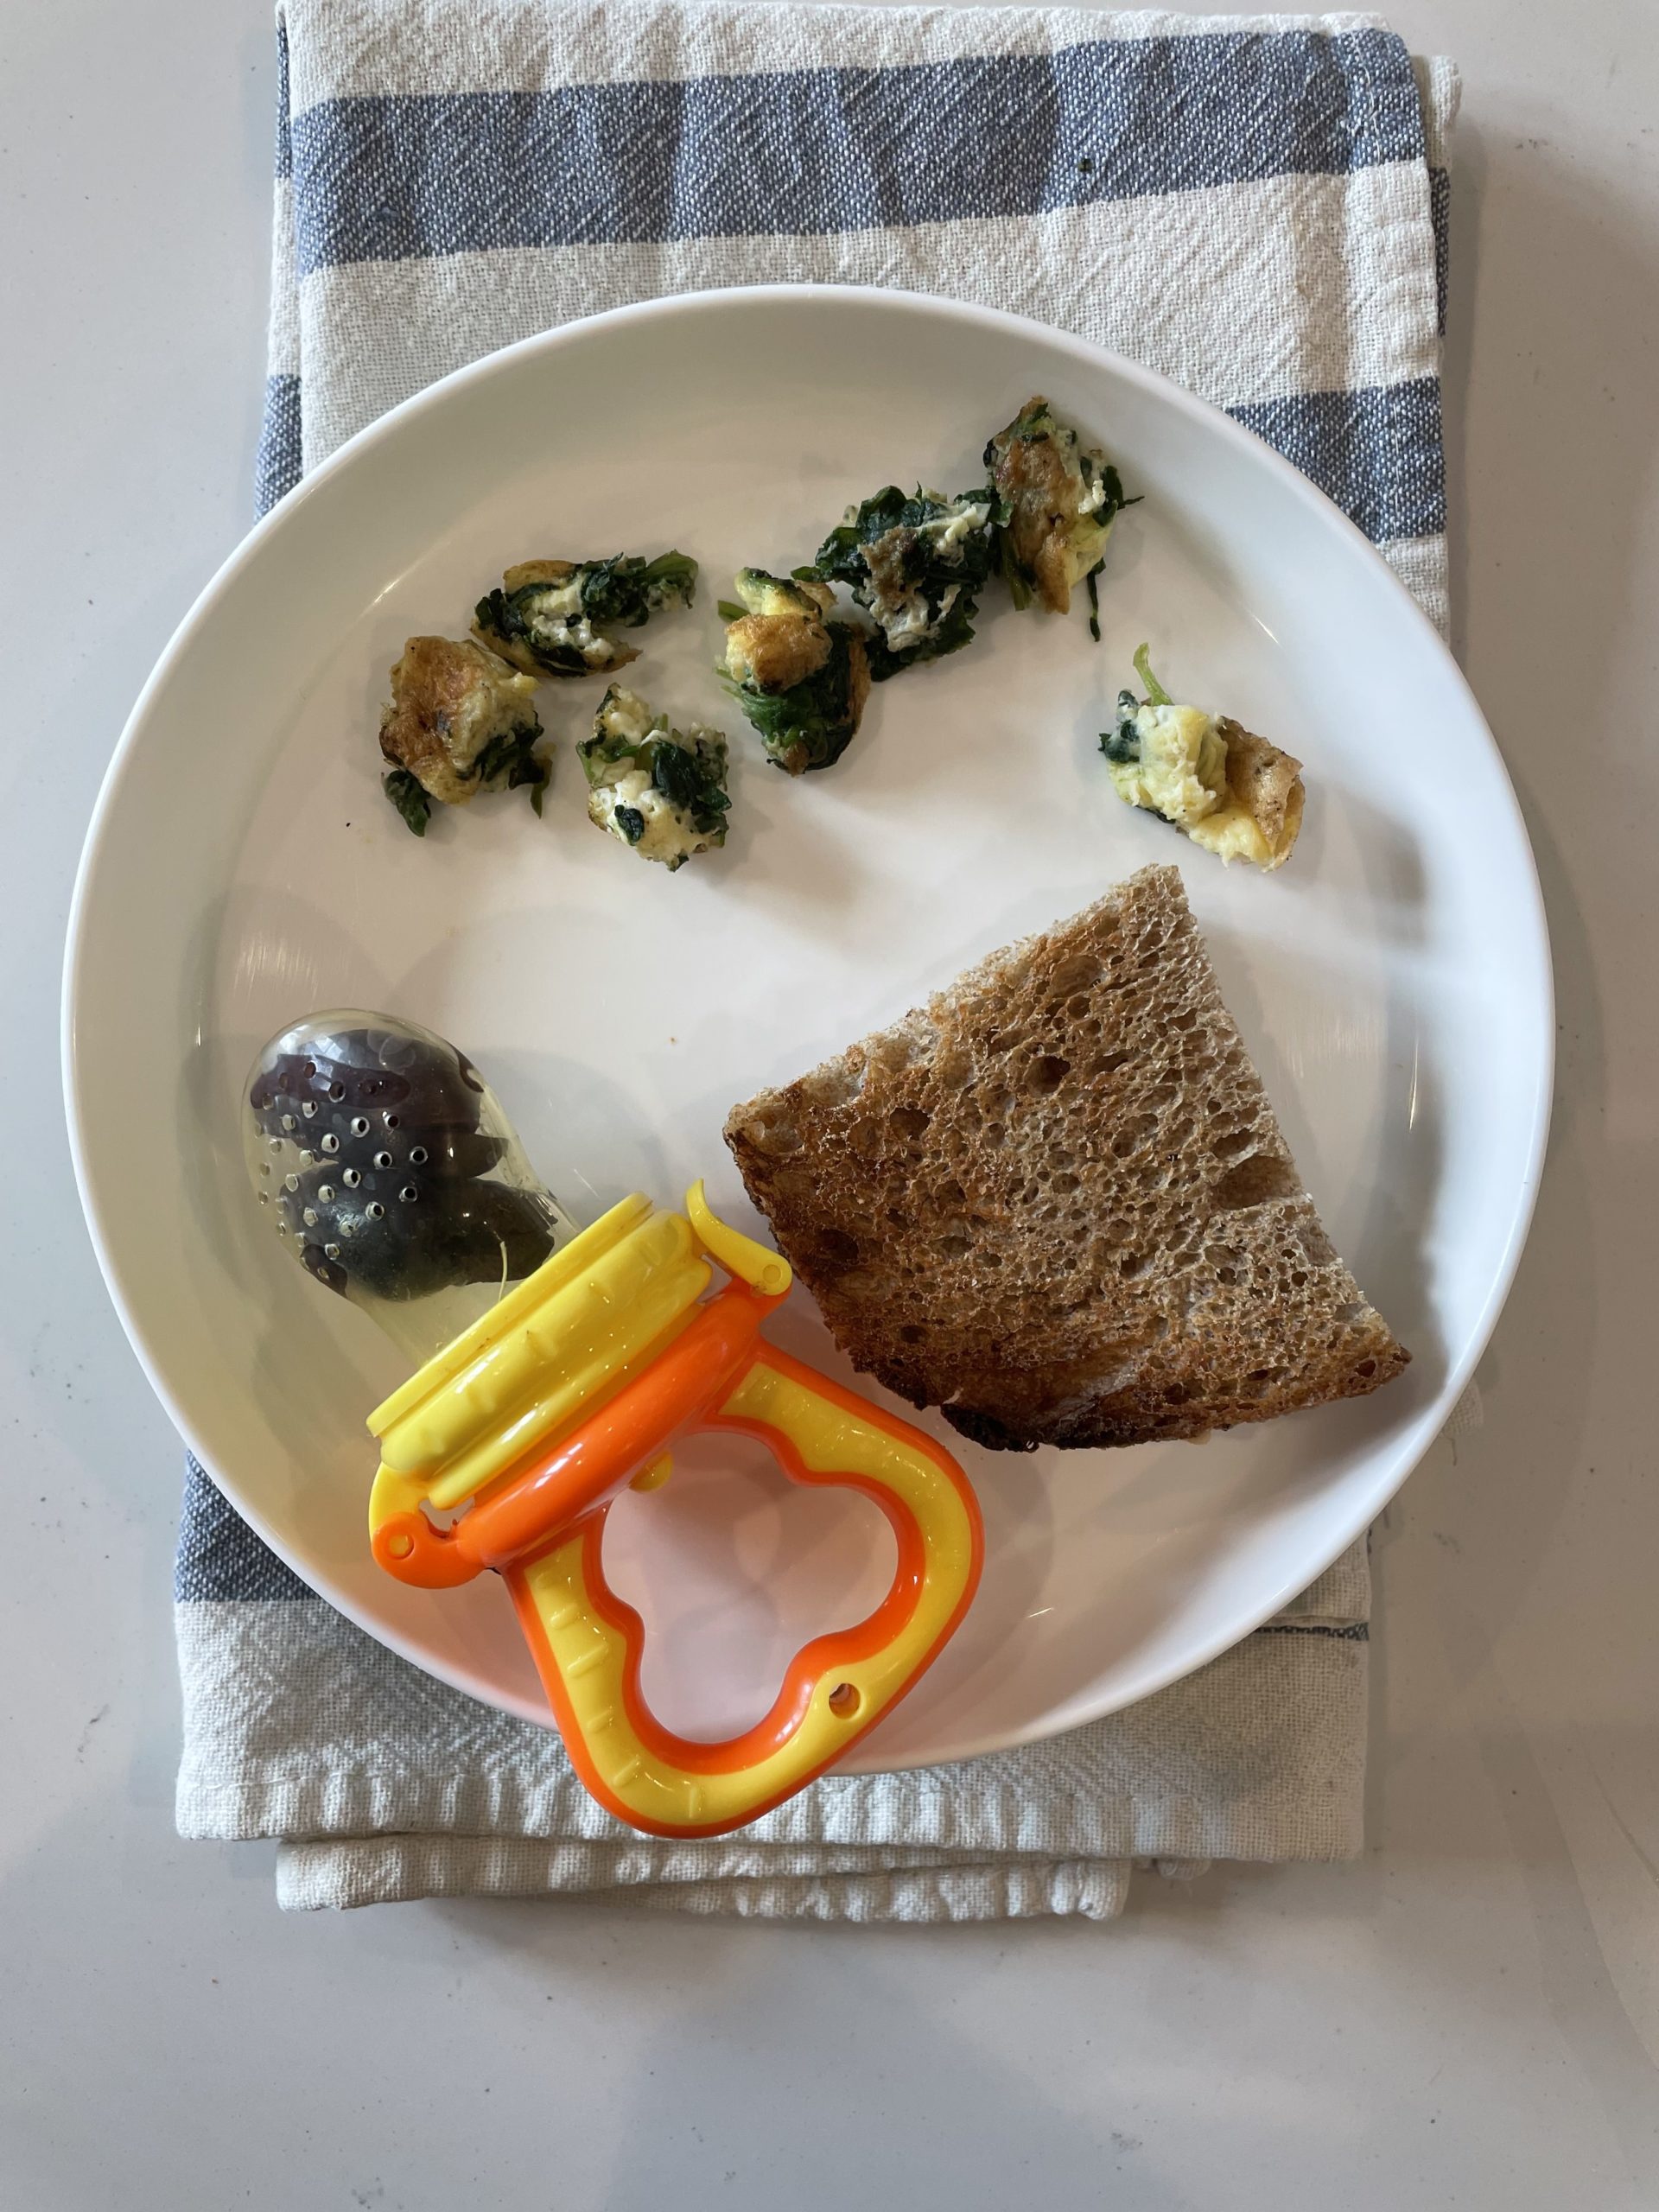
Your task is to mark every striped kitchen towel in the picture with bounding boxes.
[180,0,1457,1916]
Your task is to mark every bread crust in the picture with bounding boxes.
[725,866,1408,1450]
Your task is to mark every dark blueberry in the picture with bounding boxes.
[257,1026,552,1304]
[251,1033,507,1186]
[408,1128,505,1180]
[250,1028,487,1147]
[276,1161,556,1302]
[449,1182,563,1285]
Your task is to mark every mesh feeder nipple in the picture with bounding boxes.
[243,1008,582,1366]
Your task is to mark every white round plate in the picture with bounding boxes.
[64,288,1550,1769]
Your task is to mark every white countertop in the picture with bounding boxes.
[4,1,1657,2202]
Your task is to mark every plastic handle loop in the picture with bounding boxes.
[512,1346,980,1836]
[365,1193,982,1838]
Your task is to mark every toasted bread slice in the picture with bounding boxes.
[724,865,1408,1450]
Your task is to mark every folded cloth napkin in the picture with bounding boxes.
[178,0,1457,1917]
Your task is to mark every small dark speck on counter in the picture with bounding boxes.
[74,1705,110,1759]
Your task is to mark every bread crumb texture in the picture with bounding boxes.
[724,865,1408,1451]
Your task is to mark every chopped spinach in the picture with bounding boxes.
[1080,453,1132,521]
[1101,649,1171,764]
[474,585,592,677]
[1099,690,1143,766]
[726,625,865,774]
[383,768,433,836]
[804,485,999,679]
[475,550,698,677]
[1132,642,1170,708]
[470,721,549,810]
[578,685,732,867]
[649,734,729,833]
[579,549,698,628]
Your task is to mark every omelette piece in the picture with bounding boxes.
[473,551,697,678]
[1101,645,1305,871]
[718,569,872,774]
[807,484,998,677]
[577,684,731,871]
[987,394,1131,621]
[378,635,547,831]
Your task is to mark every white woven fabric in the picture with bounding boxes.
[177,1536,1370,1915]
[182,0,1457,1916]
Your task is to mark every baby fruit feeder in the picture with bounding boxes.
[245,1011,982,1837]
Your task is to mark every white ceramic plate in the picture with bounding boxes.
[64,287,1550,1768]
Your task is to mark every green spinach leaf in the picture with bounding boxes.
[384,769,433,836]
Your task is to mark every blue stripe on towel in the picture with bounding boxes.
[1228,376,1446,543]
[254,372,303,515]
[251,364,1441,550]
[176,1459,314,1601]
[275,16,292,181]
[289,29,1421,274]
[1258,1621,1370,1643]
[1429,164,1451,334]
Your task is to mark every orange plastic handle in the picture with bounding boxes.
[370,1286,765,1588]
[507,1346,982,1836]
[372,1285,983,1837]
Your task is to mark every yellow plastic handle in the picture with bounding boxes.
[365,1188,982,1839]
[684,1179,791,1299]
[506,1345,982,1838]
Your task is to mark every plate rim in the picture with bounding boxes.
[61,282,1555,1767]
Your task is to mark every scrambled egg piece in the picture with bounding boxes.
[986,395,1128,616]
[1107,701,1230,827]
[721,570,837,693]
[808,486,997,677]
[1102,649,1305,871]
[719,569,871,775]
[473,551,697,678]
[577,685,731,871]
[378,636,543,810]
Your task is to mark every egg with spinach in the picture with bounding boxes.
[1102,647,1305,871]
